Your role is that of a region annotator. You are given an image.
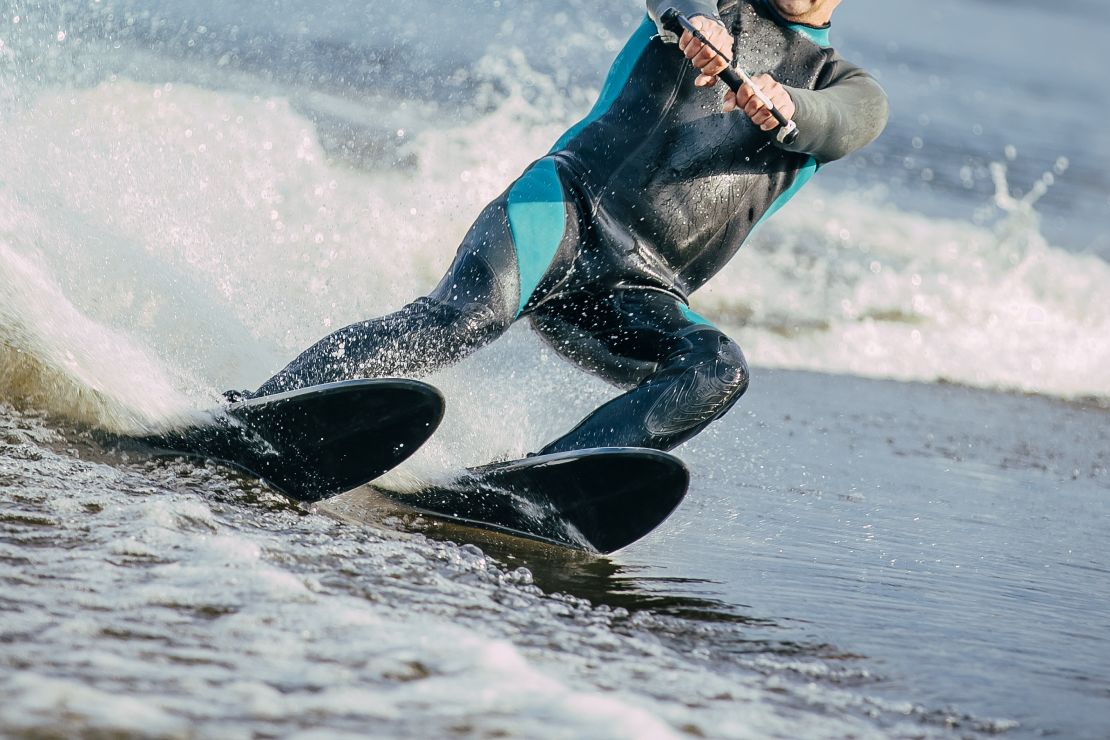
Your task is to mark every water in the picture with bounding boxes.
[2,0,1109,737]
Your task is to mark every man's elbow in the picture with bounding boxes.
[816,87,890,164]
[859,86,890,149]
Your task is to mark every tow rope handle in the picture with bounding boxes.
[660,8,799,146]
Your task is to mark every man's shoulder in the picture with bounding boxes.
[813,48,882,91]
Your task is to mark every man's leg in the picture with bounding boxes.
[531,290,749,454]
[253,199,520,397]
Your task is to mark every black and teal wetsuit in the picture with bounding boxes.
[254,0,889,454]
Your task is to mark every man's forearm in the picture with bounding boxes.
[647,0,722,42]
[780,69,889,163]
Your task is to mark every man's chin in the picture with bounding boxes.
[768,0,819,21]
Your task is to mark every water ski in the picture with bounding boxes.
[372,448,689,554]
[119,379,444,502]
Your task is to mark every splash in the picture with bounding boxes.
[0,198,194,432]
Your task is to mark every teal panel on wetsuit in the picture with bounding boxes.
[757,0,831,47]
[506,16,656,317]
[752,155,819,230]
[550,16,656,152]
[785,23,830,48]
[506,159,567,316]
[679,303,715,328]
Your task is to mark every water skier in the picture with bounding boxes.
[246,0,888,455]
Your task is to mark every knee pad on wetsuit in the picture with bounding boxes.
[678,328,749,391]
[406,296,507,345]
[456,301,504,337]
[644,329,749,436]
[426,242,516,334]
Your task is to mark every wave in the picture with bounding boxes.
[701,160,1110,403]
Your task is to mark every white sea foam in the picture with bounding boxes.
[1,77,1105,442]
[701,168,1110,402]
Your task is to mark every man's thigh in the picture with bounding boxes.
[530,289,718,388]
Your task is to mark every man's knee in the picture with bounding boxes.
[453,300,511,342]
[643,330,748,436]
[713,333,750,406]
[404,296,509,348]
[683,328,749,401]
[676,329,750,416]
[427,243,517,338]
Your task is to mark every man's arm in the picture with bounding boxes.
[779,58,889,163]
[727,56,889,163]
[647,0,721,42]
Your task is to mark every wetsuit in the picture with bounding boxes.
[253,0,889,454]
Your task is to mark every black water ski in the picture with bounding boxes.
[375,448,689,553]
[123,379,444,502]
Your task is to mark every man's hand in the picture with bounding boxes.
[723,74,797,131]
[678,17,734,88]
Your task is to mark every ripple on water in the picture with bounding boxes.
[0,406,1023,738]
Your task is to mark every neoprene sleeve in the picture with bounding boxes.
[780,56,889,163]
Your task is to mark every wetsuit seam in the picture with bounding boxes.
[469,249,512,324]
[567,59,686,302]
[636,284,693,305]
[590,62,686,223]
